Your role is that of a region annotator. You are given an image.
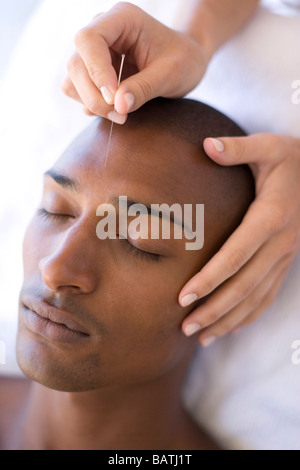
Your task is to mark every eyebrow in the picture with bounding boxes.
[108,196,189,232]
[44,170,80,193]
[44,171,191,233]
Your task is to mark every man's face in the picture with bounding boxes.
[17,119,222,392]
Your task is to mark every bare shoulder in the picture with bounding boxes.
[0,376,31,449]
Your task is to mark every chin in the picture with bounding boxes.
[16,328,102,392]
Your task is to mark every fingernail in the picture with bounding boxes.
[202,336,216,348]
[124,92,135,112]
[101,86,115,105]
[181,293,198,307]
[184,323,201,337]
[107,111,127,125]
[210,138,224,152]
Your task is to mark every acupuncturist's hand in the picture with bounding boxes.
[180,134,300,345]
[62,1,259,120]
[61,2,209,123]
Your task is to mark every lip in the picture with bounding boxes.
[22,298,90,344]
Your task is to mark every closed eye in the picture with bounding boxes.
[37,208,75,223]
[118,236,161,263]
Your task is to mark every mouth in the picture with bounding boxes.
[22,298,90,344]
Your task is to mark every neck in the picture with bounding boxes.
[17,351,198,450]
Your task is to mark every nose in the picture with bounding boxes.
[39,222,98,294]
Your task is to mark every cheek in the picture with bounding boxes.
[99,255,202,374]
[105,252,201,336]
[129,254,200,327]
[105,262,188,348]
[101,270,192,384]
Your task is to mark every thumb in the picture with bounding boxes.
[114,62,170,115]
[203,134,274,167]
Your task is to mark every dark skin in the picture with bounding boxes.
[0,116,250,450]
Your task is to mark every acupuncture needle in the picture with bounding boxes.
[104,54,126,167]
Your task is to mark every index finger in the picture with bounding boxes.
[74,38,118,104]
[74,5,141,101]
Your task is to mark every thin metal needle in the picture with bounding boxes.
[104,54,126,167]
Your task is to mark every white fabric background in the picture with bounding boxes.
[261,0,300,16]
[0,0,299,449]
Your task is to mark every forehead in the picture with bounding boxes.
[53,119,211,206]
